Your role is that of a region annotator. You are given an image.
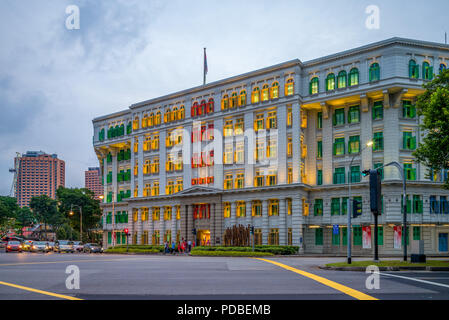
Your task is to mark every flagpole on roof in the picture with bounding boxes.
[203,47,207,85]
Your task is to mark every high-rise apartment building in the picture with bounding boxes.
[85,167,103,199]
[93,38,449,255]
[15,151,65,207]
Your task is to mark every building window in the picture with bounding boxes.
[255,140,265,162]
[267,138,277,159]
[372,101,383,120]
[326,73,335,91]
[315,228,323,246]
[413,195,423,214]
[234,118,244,135]
[337,71,347,89]
[254,113,264,131]
[349,68,359,86]
[317,112,322,129]
[239,90,246,106]
[235,143,244,164]
[317,140,323,159]
[152,207,160,221]
[230,92,238,108]
[331,198,341,215]
[224,120,233,137]
[369,63,380,82]
[254,170,264,187]
[287,108,292,127]
[317,169,323,186]
[422,61,433,80]
[350,166,361,183]
[348,136,360,154]
[287,137,293,157]
[409,60,419,79]
[288,166,293,184]
[254,229,262,245]
[309,77,319,95]
[221,94,229,110]
[267,170,277,186]
[404,163,416,181]
[333,137,345,156]
[269,228,279,245]
[224,173,233,190]
[223,202,231,218]
[224,144,233,164]
[348,105,360,123]
[164,206,172,220]
[236,201,246,217]
[333,108,345,126]
[271,82,279,99]
[285,78,294,96]
[267,111,277,129]
[261,84,269,101]
[333,167,345,184]
[353,226,362,246]
[235,173,244,189]
[287,198,292,215]
[251,87,260,104]
[402,100,416,118]
[373,132,384,151]
[252,200,262,217]
[314,199,323,216]
[268,199,279,216]
[413,226,421,241]
[403,132,416,150]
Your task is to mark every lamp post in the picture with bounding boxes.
[69,204,83,242]
[347,140,373,264]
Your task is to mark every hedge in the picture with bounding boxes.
[106,245,164,253]
[105,247,161,254]
[190,250,274,257]
[191,245,299,255]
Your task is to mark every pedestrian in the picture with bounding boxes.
[187,240,192,253]
[171,241,176,254]
[164,241,169,254]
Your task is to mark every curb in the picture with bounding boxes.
[319,266,449,272]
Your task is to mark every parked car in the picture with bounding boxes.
[5,241,22,253]
[83,243,103,253]
[47,241,55,251]
[21,240,34,251]
[0,241,6,249]
[54,240,74,253]
[73,241,84,253]
[30,241,51,253]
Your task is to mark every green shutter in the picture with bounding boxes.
[377,227,384,245]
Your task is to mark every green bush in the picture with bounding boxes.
[111,245,164,252]
[191,245,299,255]
[190,250,274,257]
[105,245,164,254]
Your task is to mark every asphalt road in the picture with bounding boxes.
[0,252,448,300]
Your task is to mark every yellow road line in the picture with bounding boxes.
[0,280,82,300]
[255,258,378,300]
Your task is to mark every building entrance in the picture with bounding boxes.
[197,230,210,246]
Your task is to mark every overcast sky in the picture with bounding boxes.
[0,0,448,196]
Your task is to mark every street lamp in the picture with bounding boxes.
[69,204,83,242]
[347,140,373,264]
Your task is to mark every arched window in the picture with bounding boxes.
[251,87,260,104]
[422,61,433,80]
[261,84,269,101]
[142,114,148,128]
[133,116,139,130]
[230,92,238,108]
[440,63,447,73]
[271,82,279,99]
[155,111,161,125]
[239,90,246,106]
[369,63,380,82]
[207,98,214,113]
[164,108,171,123]
[200,100,207,115]
[221,95,229,110]
[172,106,178,121]
[349,68,359,86]
[179,105,185,119]
[326,73,335,91]
[191,102,199,117]
[285,78,294,96]
[309,77,319,95]
[149,113,154,127]
[337,71,347,89]
[409,60,419,79]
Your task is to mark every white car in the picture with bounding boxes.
[73,241,84,253]
[54,240,74,253]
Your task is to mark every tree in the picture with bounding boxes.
[15,207,37,235]
[56,187,102,242]
[29,195,63,240]
[0,196,19,237]
[414,68,449,189]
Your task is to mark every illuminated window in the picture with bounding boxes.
[230,92,238,108]
[268,228,279,245]
[288,166,293,184]
[254,113,264,131]
[165,180,174,195]
[333,108,345,126]
[235,143,244,164]
[337,71,347,89]
[143,183,151,197]
[348,68,359,86]
[143,159,150,175]
[172,107,178,121]
[348,105,360,123]
[207,99,214,113]
[333,137,345,155]
[165,154,174,172]
[221,94,229,110]
[142,114,148,128]
[176,205,181,220]
[267,170,277,186]
[148,113,154,127]
[133,116,140,130]
[261,84,269,101]
[134,137,139,153]
[236,201,246,217]
[134,185,138,197]
[151,181,159,196]
[224,144,233,164]
[224,173,233,190]
[287,107,292,127]
[235,173,244,189]
[254,170,264,187]
[409,60,419,79]
[267,138,277,159]
[271,82,279,99]
[287,198,292,215]
[179,105,185,119]
[224,120,233,137]
[252,200,262,217]
[152,207,160,221]
[164,206,172,220]
[287,136,292,157]
[326,73,335,91]
[268,199,279,216]
[238,90,246,106]
[223,202,231,218]
[309,77,319,95]
[251,87,260,104]
[234,118,244,135]
[285,78,294,96]
[255,140,265,162]
[151,158,159,174]
[155,111,161,125]
[267,111,277,129]
[152,135,159,150]
[348,136,360,154]
[175,179,183,193]
[369,63,380,82]
[141,208,149,221]
[164,108,171,123]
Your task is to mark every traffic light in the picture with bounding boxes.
[363,169,382,215]
[192,228,197,235]
[352,199,362,218]
[124,228,129,235]
[250,226,254,235]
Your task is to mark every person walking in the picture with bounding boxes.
[187,240,192,253]
[171,241,175,255]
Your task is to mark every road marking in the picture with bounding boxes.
[0,280,82,300]
[380,273,449,289]
[255,258,378,300]
[0,257,146,267]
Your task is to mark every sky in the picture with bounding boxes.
[0,0,448,196]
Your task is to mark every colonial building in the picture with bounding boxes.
[93,37,449,255]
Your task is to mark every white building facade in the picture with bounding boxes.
[93,38,449,255]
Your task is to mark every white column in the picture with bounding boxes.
[277,105,287,184]
[159,131,167,194]
[137,135,144,197]
[292,103,301,183]
[244,112,254,187]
